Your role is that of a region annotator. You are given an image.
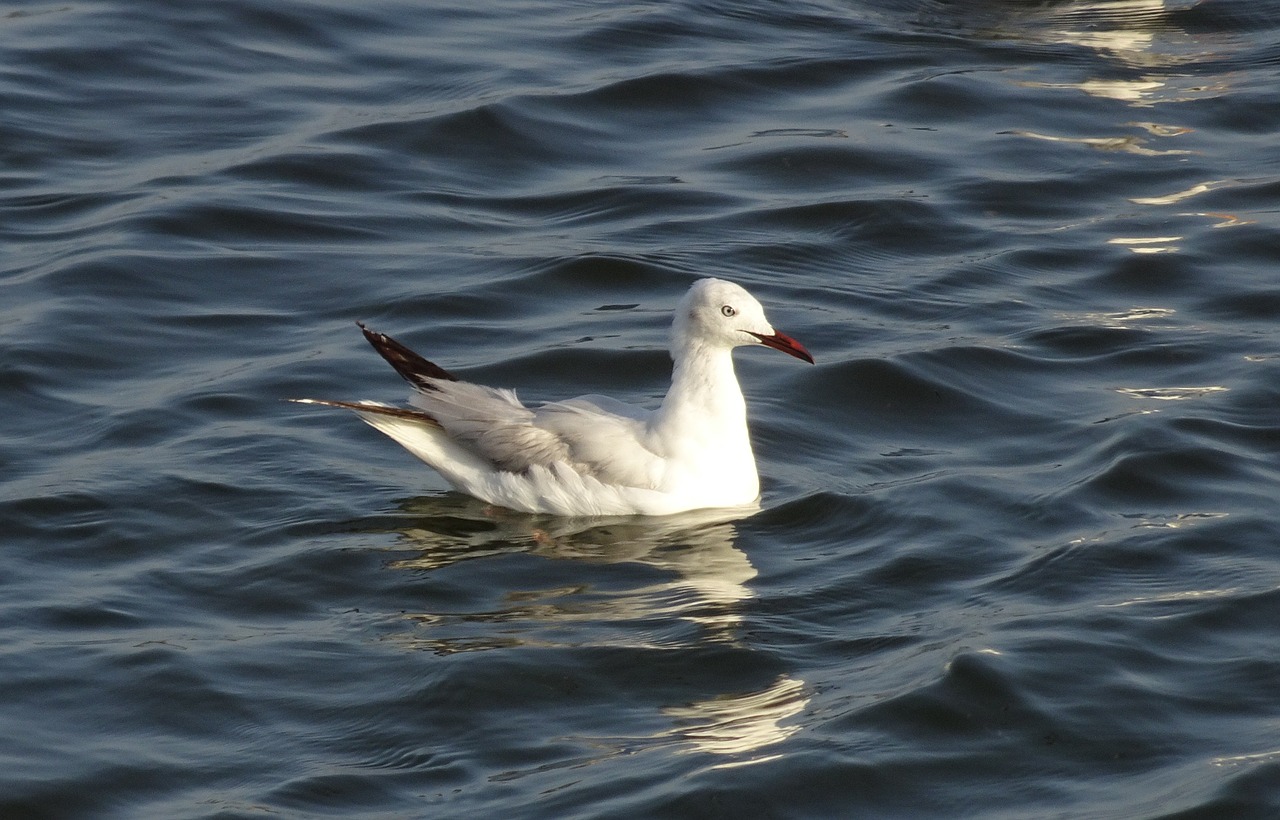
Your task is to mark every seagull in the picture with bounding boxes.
[293,278,813,516]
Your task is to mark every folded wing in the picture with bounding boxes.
[358,325,661,488]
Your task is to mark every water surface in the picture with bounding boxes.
[3,1,1279,817]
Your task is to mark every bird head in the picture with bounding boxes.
[672,278,814,364]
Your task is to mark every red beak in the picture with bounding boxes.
[746,330,814,364]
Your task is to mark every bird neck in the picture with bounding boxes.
[650,341,760,503]
[653,342,747,435]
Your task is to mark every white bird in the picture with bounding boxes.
[293,278,813,516]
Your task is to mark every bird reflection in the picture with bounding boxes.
[380,495,757,644]
[352,494,809,757]
[662,674,807,759]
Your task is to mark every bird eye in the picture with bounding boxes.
[721,305,736,317]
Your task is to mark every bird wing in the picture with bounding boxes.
[399,382,662,487]
[361,324,661,487]
[534,398,660,488]
[406,379,571,472]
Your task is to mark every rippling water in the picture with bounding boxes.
[4,0,1280,816]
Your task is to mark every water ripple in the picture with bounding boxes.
[4,0,1280,817]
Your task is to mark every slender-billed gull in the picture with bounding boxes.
[294,278,812,516]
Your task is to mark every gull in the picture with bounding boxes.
[293,278,813,516]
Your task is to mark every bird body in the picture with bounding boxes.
[295,278,812,516]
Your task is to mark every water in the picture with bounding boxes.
[3,0,1279,816]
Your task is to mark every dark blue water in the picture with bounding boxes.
[4,0,1279,816]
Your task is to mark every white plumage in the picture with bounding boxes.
[294,278,813,516]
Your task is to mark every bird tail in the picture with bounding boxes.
[288,397,442,427]
[289,398,493,486]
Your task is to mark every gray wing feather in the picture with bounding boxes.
[407,382,659,486]
[408,381,573,472]
[362,325,660,486]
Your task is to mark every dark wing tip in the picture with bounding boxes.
[356,322,460,389]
